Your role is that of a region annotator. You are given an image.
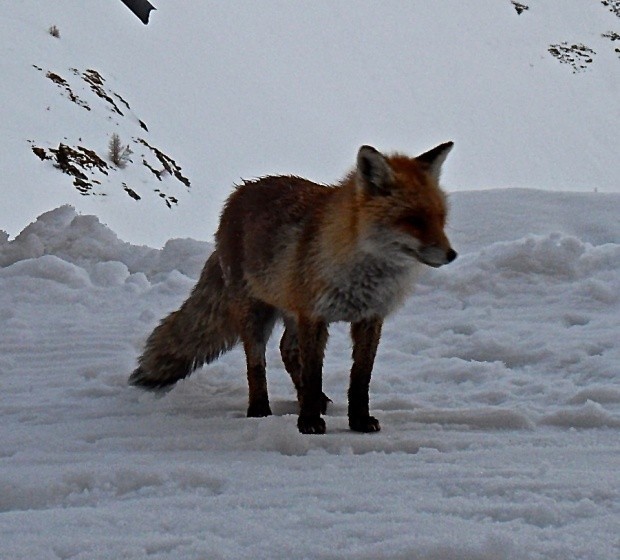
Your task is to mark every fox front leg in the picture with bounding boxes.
[280,320,331,414]
[348,317,383,432]
[296,318,329,434]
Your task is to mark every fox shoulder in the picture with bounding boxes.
[215,175,333,282]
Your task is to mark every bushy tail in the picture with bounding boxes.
[129,251,239,389]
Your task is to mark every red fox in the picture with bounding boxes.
[130,143,457,434]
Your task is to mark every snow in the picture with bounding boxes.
[2,190,620,560]
[1,1,620,558]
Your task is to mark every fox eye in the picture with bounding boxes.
[401,214,427,230]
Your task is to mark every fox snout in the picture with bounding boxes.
[417,245,458,268]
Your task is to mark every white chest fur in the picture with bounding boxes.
[313,249,420,323]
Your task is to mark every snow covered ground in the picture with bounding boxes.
[1,190,619,560]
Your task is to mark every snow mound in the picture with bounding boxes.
[0,205,211,281]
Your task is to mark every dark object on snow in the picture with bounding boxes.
[119,0,156,25]
[511,1,529,15]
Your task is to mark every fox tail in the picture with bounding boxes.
[129,251,239,389]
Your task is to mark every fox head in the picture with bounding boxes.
[354,143,457,268]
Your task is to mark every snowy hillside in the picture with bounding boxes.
[1,0,619,247]
[1,190,619,559]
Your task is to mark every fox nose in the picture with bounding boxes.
[446,248,458,263]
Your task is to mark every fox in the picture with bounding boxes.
[130,142,457,434]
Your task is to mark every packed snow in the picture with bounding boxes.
[1,190,619,559]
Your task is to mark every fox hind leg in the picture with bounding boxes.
[239,300,277,418]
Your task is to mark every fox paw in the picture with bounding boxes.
[247,401,272,418]
[297,416,326,435]
[349,415,381,433]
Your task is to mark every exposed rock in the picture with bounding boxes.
[548,43,596,72]
[44,71,90,110]
[602,0,620,18]
[31,66,190,207]
[136,138,191,188]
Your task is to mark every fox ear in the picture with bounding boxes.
[356,145,394,196]
[416,141,454,181]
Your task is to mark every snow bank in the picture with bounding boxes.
[0,206,211,280]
